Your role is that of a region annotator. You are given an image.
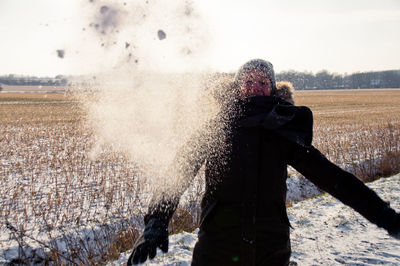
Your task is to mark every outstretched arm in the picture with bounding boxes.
[127,127,210,265]
[289,144,400,238]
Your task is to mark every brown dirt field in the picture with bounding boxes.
[295,89,400,126]
[1,88,399,127]
[0,85,69,92]
[0,92,82,125]
[0,92,74,101]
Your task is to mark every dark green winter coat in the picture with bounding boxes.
[145,96,388,266]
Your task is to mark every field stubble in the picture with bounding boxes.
[0,89,399,264]
[296,89,400,181]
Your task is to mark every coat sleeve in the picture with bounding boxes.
[144,126,210,224]
[288,144,388,226]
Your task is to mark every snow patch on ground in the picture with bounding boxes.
[111,173,400,265]
[111,231,197,266]
[286,174,322,202]
[289,174,400,265]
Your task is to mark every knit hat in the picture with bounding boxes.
[234,59,277,92]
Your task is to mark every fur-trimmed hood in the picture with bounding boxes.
[274,81,295,104]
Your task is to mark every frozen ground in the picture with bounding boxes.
[111,173,400,265]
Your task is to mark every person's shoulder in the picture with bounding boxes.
[291,106,313,126]
[275,101,313,118]
[294,105,313,117]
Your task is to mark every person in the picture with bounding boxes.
[127,59,400,266]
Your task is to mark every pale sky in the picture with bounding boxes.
[0,0,399,76]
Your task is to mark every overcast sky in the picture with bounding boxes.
[0,0,399,76]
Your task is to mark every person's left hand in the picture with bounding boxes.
[387,214,400,239]
[378,206,400,240]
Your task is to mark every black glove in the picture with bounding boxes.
[127,218,169,265]
[377,206,400,240]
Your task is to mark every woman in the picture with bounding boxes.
[128,59,399,266]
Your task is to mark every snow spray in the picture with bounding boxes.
[74,0,229,199]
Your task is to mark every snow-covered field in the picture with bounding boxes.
[1,91,399,265]
[111,174,400,265]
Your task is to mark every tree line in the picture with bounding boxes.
[276,69,400,90]
[1,69,400,90]
[0,74,68,86]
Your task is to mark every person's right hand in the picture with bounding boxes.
[127,218,169,265]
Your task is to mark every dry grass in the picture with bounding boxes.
[295,89,400,181]
[1,89,399,264]
[1,93,144,264]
